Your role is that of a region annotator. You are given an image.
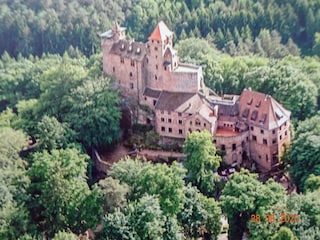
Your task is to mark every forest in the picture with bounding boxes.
[0,0,320,239]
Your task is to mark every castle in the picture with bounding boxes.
[100,21,291,171]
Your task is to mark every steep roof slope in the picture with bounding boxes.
[148,21,173,41]
[238,89,291,129]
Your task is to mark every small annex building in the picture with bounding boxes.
[100,21,291,171]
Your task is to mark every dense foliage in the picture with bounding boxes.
[1,0,320,58]
[176,38,320,121]
[288,115,320,192]
[221,170,286,239]
[104,157,222,239]
[183,130,222,196]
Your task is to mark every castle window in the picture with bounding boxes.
[168,118,172,123]
[250,126,254,131]
[146,58,149,63]
[251,110,258,121]
[242,108,250,118]
[190,121,193,125]
[285,130,287,136]
[153,100,157,106]
[113,66,115,73]
[169,128,172,133]
[156,64,158,70]
[155,75,158,80]
[280,135,282,140]
[161,117,165,122]
[232,144,236,151]
[130,83,134,89]
[178,120,183,125]
[161,126,165,132]
[144,97,147,101]
[260,129,264,134]
[266,154,269,162]
[196,120,201,126]
[168,111,171,115]
[252,135,257,141]
[204,123,206,127]
[221,144,226,151]
[130,72,133,77]
[179,129,183,134]
[178,112,182,117]
[131,60,135,67]
[120,57,124,63]
[272,129,276,134]
[263,139,267,145]
[155,46,158,51]
[272,139,277,144]
[164,66,167,71]
[213,139,216,144]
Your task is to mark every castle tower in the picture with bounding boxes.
[146,21,179,90]
[100,22,126,73]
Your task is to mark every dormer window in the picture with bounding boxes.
[251,110,258,121]
[256,101,261,107]
[275,108,283,119]
[247,98,253,105]
[242,108,250,118]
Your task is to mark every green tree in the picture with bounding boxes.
[288,115,320,192]
[109,157,186,215]
[27,148,103,238]
[37,56,87,120]
[35,115,71,151]
[271,227,297,240]
[313,32,320,56]
[98,195,167,240]
[97,208,134,240]
[98,176,130,212]
[52,231,79,240]
[183,130,221,196]
[221,170,286,239]
[304,174,320,192]
[286,191,320,239]
[0,127,30,239]
[177,185,221,239]
[12,99,39,137]
[64,77,121,147]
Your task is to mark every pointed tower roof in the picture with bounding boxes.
[148,21,173,41]
[100,21,126,39]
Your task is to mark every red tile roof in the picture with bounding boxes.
[148,21,173,41]
[238,89,290,129]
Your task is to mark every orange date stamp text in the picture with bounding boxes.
[250,213,299,223]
